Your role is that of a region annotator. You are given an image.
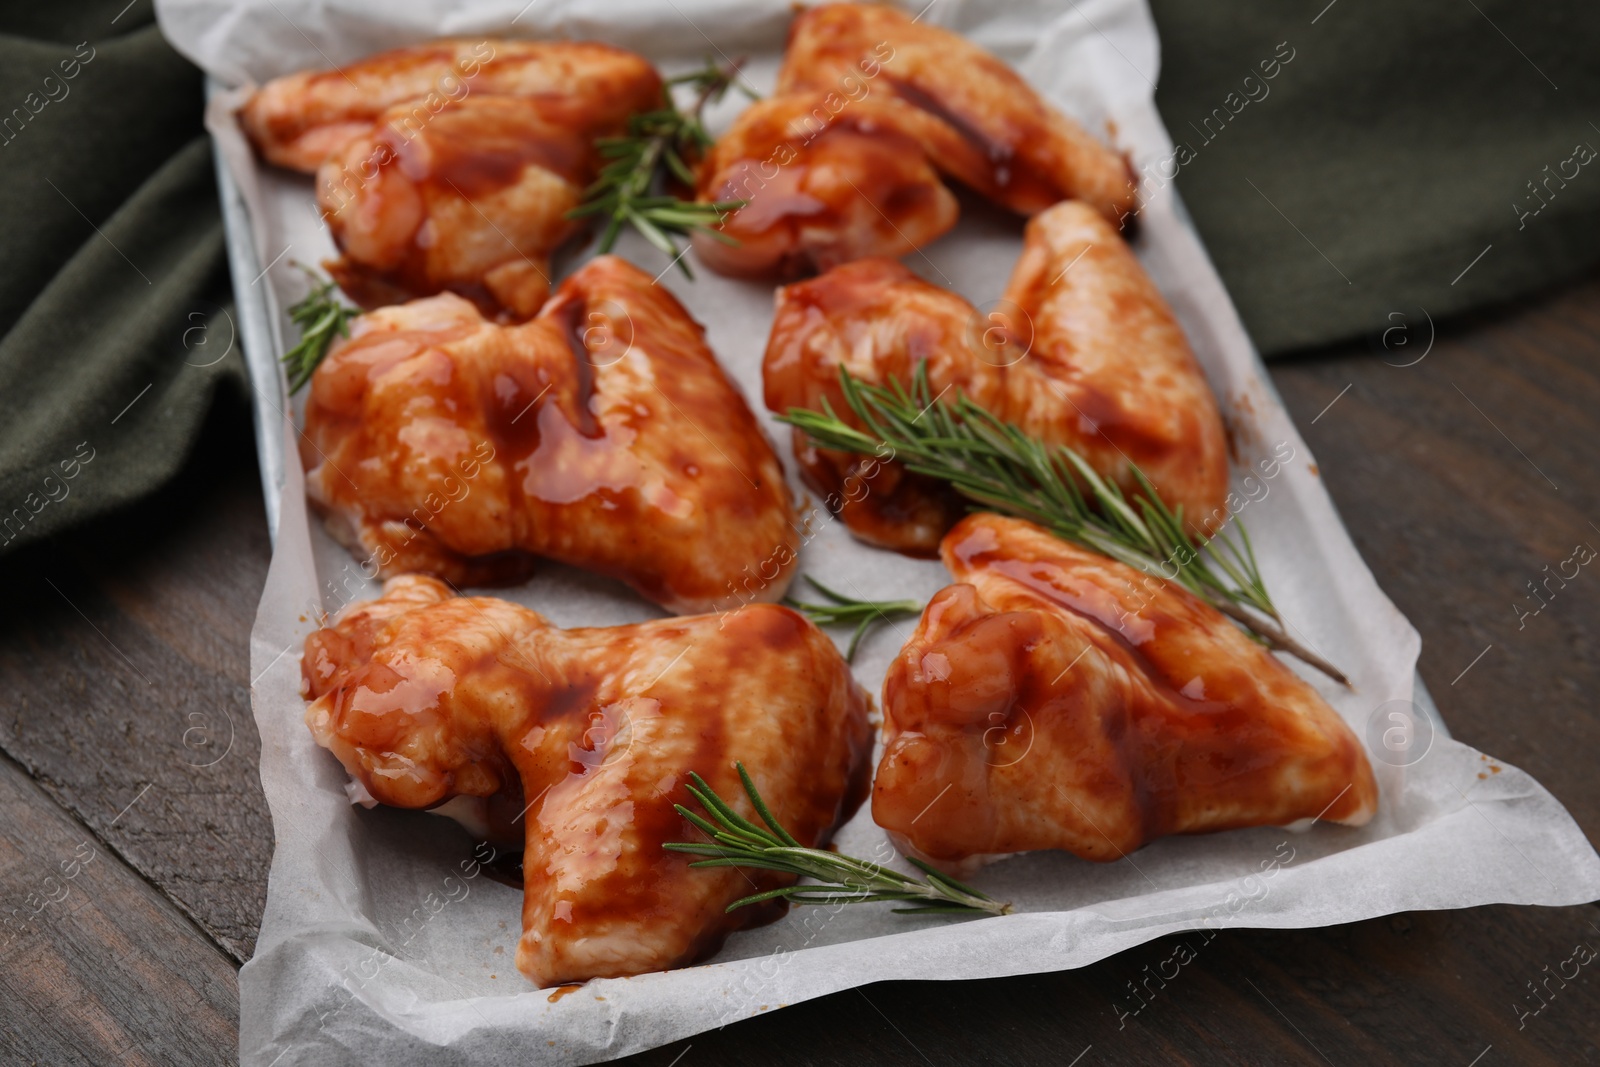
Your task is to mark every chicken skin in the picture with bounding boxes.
[241,40,663,315]
[693,2,1136,277]
[302,255,799,615]
[874,514,1378,868]
[764,200,1229,555]
[302,575,873,986]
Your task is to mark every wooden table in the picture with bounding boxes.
[2,273,1597,1066]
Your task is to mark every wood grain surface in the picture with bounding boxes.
[0,749,239,1066]
[0,273,1596,1065]
[0,400,272,964]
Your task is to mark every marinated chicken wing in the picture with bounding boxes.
[241,39,663,314]
[317,95,596,317]
[692,93,973,278]
[303,254,799,614]
[874,514,1377,867]
[303,575,873,986]
[241,39,661,172]
[693,2,1135,277]
[764,200,1229,555]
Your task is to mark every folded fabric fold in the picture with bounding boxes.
[0,11,240,556]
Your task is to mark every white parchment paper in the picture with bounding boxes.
[155,0,1600,1062]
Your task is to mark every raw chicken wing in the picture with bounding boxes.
[317,95,596,317]
[693,3,1135,276]
[303,255,799,614]
[692,93,983,278]
[764,200,1229,555]
[303,575,873,986]
[241,40,663,314]
[873,514,1378,867]
[241,39,661,172]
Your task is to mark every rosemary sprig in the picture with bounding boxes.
[566,58,751,275]
[665,764,1011,917]
[779,364,1347,684]
[281,263,356,393]
[784,576,922,662]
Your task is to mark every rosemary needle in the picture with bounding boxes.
[783,576,922,661]
[567,57,751,275]
[280,263,357,393]
[665,764,1011,918]
[778,363,1347,684]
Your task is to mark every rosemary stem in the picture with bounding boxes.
[572,57,749,269]
[1209,599,1349,686]
[783,577,922,661]
[666,765,1012,919]
[778,363,1348,684]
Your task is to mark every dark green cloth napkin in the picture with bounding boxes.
[1149,0,1600,355]
[1,2,1596,554]
[0,1,240,556]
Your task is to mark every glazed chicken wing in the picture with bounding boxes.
[692,93,979,278]
[317,95,595,317]
[764,199,1229,555]
[303,575,873,986]
[241,39,661,173]
[777,2,1135,219]
[874,514,1377,867]
[241,40,663,314]
[693,2,1135,277]
[303,254,799,614]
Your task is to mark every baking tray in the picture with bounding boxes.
[173,3,1600,1060]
